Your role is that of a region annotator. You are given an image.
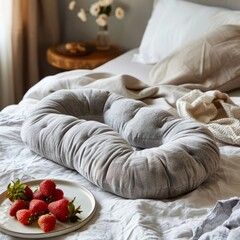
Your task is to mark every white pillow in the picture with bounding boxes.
[132,0,240,64]
[149,25,240,92]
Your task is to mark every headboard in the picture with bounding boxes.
[59,0,240,51]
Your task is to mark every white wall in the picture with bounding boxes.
[58,0,154,51]
[58,0,240,51]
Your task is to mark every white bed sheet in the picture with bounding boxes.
[94,49,153,84]
[1,51,240,240]
[94,49,240,97]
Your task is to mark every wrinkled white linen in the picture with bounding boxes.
[1,70,240,239]
[191,197,240,240]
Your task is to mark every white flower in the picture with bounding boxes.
[96,14,108,27]
[115,7,125,20]
[68,1,76,11]
[77,8,87,22]
[99,0,113,7]
[69,0,125,30]
[90,2,101,17]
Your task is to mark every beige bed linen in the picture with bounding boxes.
[149,25,240,92]
[177,89,240,146]
[3,70,188,117]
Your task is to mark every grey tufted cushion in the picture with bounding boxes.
[21,89,220,199]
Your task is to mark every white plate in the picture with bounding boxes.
[0,179,96,238]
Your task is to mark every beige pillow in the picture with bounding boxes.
[149,25,240,92]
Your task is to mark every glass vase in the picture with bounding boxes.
[96,29,110,51]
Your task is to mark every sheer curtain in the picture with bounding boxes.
[0,0,59,110]
[0,0,14,109]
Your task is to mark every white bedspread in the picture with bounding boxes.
[1,70,240,240]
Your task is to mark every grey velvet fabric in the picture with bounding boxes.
[21,89,220,199]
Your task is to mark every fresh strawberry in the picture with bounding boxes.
[6,179,33,202]
[48,188,64,203]
[9,199,28,217]
[40,180,56,197]
[29,199,48,216]
[16,209,34,225]
[38,214,56,232]
[48,198,81,222]
[33,189,46,200]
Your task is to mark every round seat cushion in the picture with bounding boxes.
[21,89,220,199]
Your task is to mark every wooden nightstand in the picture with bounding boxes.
[47,41,122,70]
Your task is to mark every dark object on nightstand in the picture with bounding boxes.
[47,41,122,70]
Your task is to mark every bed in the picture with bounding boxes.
[1,0,240,239]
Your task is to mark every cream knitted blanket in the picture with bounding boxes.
[177,89,240,146]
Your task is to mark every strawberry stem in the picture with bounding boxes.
[6,179,28,201]
[67,197,82,223]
